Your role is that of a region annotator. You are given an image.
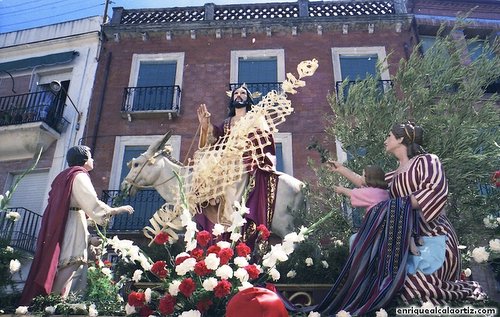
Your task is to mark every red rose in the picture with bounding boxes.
[175,255,191,265]
[207,245,221,255]
[190,248,204,261]
[139,305,153,317]
[103,260,112,267]
[214,279,232,298]
[219,248,234,265]
[159,294,176,315]
[235,242,251,257]
[245,264,260,280]
[151,261,168,279]
[196,298,213,313]
[196,230,212,247]
[154,231,170,245]
[128,291,146,307]
[179,277,197,297]
[194,260,211,276]
[256,224,270,240]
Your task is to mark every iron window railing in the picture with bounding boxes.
[0,207,42,253]
[335,79,393,101]
[121,85,181,114]
[0,91,69,132]
[102,190,166,232]
[229,82,282,102]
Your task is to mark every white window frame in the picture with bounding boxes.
[230,49,285,84]
[109,135,181,190]
[274,132,293,176]
[129,53,185,88]
[332,47,390,161]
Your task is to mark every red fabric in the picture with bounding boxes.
[226,287,289,317]
[19,166,88,305]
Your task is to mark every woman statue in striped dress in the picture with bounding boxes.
[296,121,484,316]
[383,121,483,304]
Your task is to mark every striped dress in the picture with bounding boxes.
[386,153,481,304]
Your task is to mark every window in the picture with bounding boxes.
[230,49,285,100]
[332,47,390,162]
[332,46,391,99]
[420,36,437,55]
[467,40,499,93]
[127,53,185,111]
[274,132,293,175]
[108,135,181,231]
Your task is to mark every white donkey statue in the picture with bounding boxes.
[121,131,306,237]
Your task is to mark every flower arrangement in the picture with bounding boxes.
[125,195,330,316]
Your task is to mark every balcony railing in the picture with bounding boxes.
[335,79,393,101]
[0,91,69,133]
[121,85,181,115]
[0,207,42,253]
[102,190,166,232]
[229,82,282,102]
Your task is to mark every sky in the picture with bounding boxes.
[0,0,289,34]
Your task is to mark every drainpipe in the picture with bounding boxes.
[90,51,112,153]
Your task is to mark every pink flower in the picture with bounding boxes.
[179,277,196,297]
[207,245,221,255]
[151,261,168,279]
[236,242,251,257]
[197,230,212,247]
[196,298,213,313]
[245,264,260,280]
[214,279,232,298]
[175,255,191,265]
[194,260,212,276]
[256,224,270,240]
[219,248,234,265]
[128,291,145,307]
[190,248,204,261]
[153,231,170,245]
[159,294,176,315]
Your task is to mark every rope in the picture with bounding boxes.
[183,123,201,165]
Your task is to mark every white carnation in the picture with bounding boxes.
[471,247,490,263]
[489,239,500,252]
[212,224,225,236]
[88,304,98,317]
[233,256,249,267]
[269,268,280,281]
[205,253,220,270]
[132,269,143,283]
[168,280,181,296]
[215,264,234,280]
[9,259,21,274]
[202,277,218,291]
[179,310,201,317]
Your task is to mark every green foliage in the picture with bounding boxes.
[319,25,500,248]
[86,265,125,315]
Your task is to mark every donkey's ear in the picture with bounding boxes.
[146,130,172,154]
[157,130,172,151]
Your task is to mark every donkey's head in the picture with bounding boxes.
[121,131,175,196]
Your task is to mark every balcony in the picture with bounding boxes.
[121,85,181,120]
[102,190,166,233]
[0,91,68,161]
[0,207,42,253]
[335,79,393,101]
[229,82,282,103]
